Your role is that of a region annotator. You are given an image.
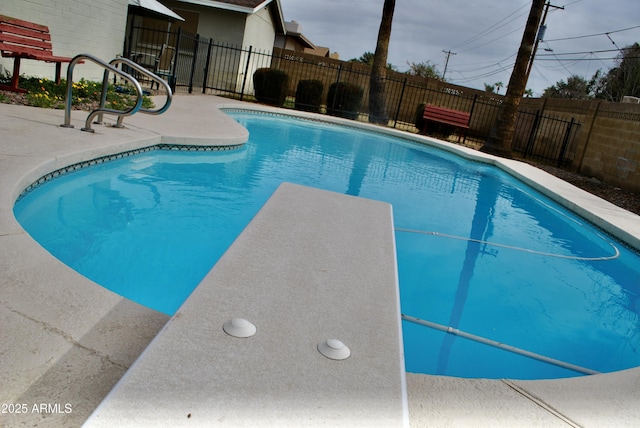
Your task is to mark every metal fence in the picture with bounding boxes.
[124,25,581,166]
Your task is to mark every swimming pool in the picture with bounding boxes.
[13,111,640,380]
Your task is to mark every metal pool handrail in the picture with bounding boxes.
[94,56,173,127]
[61,53,143,133]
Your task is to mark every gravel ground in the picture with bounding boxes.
[532,163,640,216]
[2,89,639,216]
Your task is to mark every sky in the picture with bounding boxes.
[278,0,640,97]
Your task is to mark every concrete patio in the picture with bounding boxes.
[1,95,639,427]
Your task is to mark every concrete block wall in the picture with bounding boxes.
[583,105,640,192]
[0,0,128,82]
[543,99,640,193]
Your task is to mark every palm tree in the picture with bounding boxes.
[480,0,545,158]
[368,0,395,125]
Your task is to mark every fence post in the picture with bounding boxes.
[126,23,135,58]
[239,46,253,101]
[557,117,576,167]
[188,33,200,94]
[468,94,478,120]
[202,38,213,93]
[330,63,343,113]
[393,78,408,128]
[170,27,181,92]
[524,110,542,159]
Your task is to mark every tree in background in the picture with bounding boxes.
[593,43,640,101]
[349,52,375,65]
[406,61,443,80]
[486,83,533,96]
[368,0,396,125]
[542,75,592,99]
[480,0,545,159]
[544,43,640,102]
[350,51,396,70]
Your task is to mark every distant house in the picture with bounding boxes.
[126,0,287,93]
[275,20,316,53]
[275,20,339,59]
[155,0,285,51]
[0,0,286,86]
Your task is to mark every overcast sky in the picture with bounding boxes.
[278,0,640,96]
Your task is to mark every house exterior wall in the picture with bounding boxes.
[0,0,128,82]
[243,7,276,52]
[162,0,247,46]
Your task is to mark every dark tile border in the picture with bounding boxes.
[17,143,244,201]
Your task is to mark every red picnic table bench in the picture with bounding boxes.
[422,104,471,143]
[0,15,77,92]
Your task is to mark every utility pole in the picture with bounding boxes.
[525,1,564,81]
[442,49,456,79]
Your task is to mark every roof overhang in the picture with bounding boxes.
[128,0,185,21]
[173,0,285,33]
[172,0,270,14]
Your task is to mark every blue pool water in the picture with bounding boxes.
[13,111,640,380]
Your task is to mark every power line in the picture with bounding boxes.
[449,61,516,83]
[445,1,531,52]
[535,56,640,61]
[543,25,640,42]
[536,47,625,57]
[452,53,517,72]
[457,26,525,54]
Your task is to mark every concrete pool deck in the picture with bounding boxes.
[1,95,639,427]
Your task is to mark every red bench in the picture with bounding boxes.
[422,104,471,142]
[0,15,76,92]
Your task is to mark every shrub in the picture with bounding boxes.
[326,82,364,120]
[253,68,289,106]
[0,76,154,110]
[295,79,324,113]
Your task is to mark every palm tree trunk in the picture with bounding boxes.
[368,0,395,124]
[481,0,545,158]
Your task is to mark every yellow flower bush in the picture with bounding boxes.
[1,75,154,110]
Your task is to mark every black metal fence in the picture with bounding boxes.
[124,25,581,166]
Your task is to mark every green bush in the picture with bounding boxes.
[0,76,154,110]
[295,79,324,113]
[253,68,289,106]
[326,82,364,120]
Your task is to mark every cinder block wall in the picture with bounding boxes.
[0,0,128,82]
[542,99,640,193]
[580,103,640,192]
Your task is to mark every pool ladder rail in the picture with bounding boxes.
[60,53,172,133]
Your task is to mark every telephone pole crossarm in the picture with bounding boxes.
[442,49,456,79]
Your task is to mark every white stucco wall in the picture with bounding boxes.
[243,6,276,52]
[0,0,128,82]
[162,0,247,46]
